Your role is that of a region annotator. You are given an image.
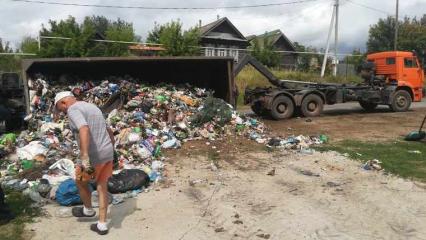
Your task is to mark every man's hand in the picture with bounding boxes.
[75,165,93,182]
[77,155,94,175]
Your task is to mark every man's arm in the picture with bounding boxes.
[106,127,115,145]
[79,125,90,157]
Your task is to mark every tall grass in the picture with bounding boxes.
[235,66,363,105]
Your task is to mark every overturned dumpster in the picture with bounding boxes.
[22,56,237,113]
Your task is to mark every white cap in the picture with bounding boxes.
[54,91,74,106]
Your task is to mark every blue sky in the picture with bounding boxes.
[0,0,425,54]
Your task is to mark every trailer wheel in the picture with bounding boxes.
[390,90,411,112]
[270,95,294,120]
[359,101,378,112]
[250,101,267,116]
[301,94,323,117]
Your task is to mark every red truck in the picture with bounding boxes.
[242,51,425,119]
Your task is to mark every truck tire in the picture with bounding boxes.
[301,94,323,117]
[270,95,294,120]
[250,101,266,116]
[390,90,412,112]
[359,101,378,112]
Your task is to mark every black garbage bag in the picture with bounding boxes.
[107,169,150,194]
[0,185,15,224]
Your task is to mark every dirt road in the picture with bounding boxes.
[28,143,426,240]
[261,103,426,142]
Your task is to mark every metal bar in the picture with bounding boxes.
[0,53,37,56]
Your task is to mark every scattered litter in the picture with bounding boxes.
[267,168,275,176]
[408,150,422,154]
[300,169,320,177]
[0,74,327,211]
[256,233,271,239]
[363,159,382,171]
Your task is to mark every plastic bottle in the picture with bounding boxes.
[153,144,162,158]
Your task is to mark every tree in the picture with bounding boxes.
[249,34,280,68]
[367,15,426,61]
[344,49,365,68]
[37,15,139,57]
[293,42,326,72]
[147,20,200,56]
[20,36,39,55]
[0,38,20,72]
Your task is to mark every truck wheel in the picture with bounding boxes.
[251,101,266,116]
[270,95,294,120]
[359,101,378,112]
[390,90,412,112]
[301,94,323,117]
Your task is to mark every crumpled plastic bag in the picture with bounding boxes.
[49,159,75,178]
[17,141,48,160]
[40,122,64,134]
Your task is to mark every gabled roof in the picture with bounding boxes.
[200,17,247,42]
[247,29,296,51]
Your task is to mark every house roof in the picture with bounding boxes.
[200,17,248,42]
[247,29,296,51]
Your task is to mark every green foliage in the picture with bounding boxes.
[367,15,426,61]
[37,15,138,57]
[19,37,39,55]
[249,35,280,68]
[316,140,426,182]
[147,20,200,56]
[343,49,366,70]
[0,38,20,72]
[0,191,43,240]
[293,42,331,73]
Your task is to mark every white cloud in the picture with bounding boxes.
[0,0,424,53]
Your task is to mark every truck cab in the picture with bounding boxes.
[367,51,424,102]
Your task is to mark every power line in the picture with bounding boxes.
[345,0,390,15]
[10,0,319,10]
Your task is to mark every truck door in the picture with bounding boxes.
[402,57,422,100]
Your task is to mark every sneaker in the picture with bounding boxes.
[71,206,96,218]
[90,223,109,235]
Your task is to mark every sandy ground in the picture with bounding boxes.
[26,103,426,239]
[28,148,426,240]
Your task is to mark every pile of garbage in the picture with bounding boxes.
[0,75,325,207]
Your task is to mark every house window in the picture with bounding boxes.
[386,57,395,65]
[404,58,417,68]
[218,49,227,57]
[205,48,215,57]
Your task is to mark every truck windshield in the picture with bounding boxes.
[404,58,418,68]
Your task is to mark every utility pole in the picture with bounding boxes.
[321,2,336,78]
[394,0,399,50]
[333,0,339,76]
[38,34,41,51]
